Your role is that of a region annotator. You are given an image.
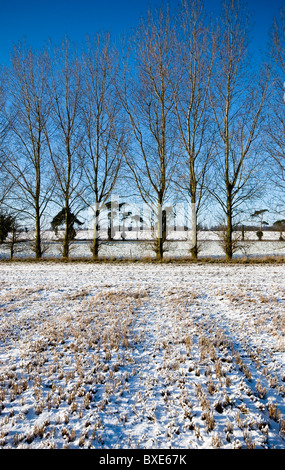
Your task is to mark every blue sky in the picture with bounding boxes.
[0,0,283,65]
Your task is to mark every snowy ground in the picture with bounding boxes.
[0,262,285,449]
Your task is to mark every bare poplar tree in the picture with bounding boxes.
[80,33,124,260]
[174,0,215,258]
[45,38,83,259]
[117,6,179,260]
[265,7,285,212]
[209,0,269,260]
[0,67,13,206]
[3,44,53,258]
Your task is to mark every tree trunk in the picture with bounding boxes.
[34,202,42,259]
[190,200,198,259]
[10,228,16,260]
[10,242,14,260]
[92,208,100,260]
[63,203,70,259]
[156,203,164,261]
[225,189,233,260]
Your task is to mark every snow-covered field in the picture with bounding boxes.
[1,230,285,260]
[0,262,285,449]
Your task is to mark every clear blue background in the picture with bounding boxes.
[0,0,283,65]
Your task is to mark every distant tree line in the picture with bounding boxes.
[0,0,285,260]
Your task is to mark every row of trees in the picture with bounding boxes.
[0,0,285,260]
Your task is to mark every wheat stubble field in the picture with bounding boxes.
[0,262,284,449]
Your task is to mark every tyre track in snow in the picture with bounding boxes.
[191,286,285,448]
